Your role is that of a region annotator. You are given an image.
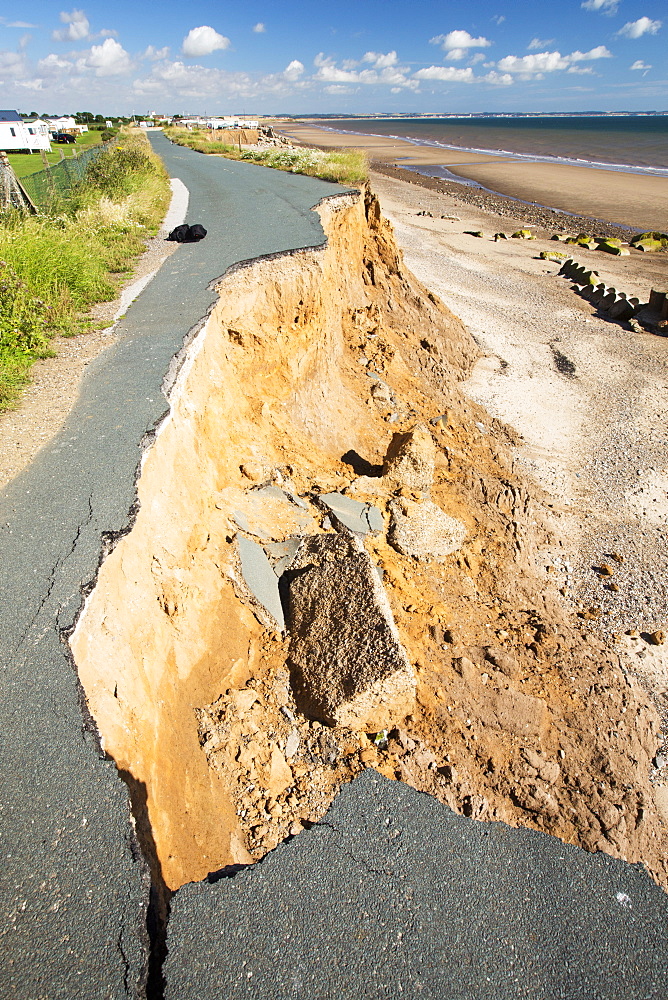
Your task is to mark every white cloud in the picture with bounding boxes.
[0,50,28,78]
[314,52,418,89]
[528,37,554,50]
[134,60,256,100]
[325,84,353,94]
[143,45,170,61]
[79,37,132,76]
[7,20,38,28]
[617,16,662,38]
[37,52,73,74]
[630,59,652,69]
[491,15,505,25]
[182,25,231,57]
[483,70,514,85]
[53,8,90,41]
[283,59,304,81]
[362,50,398,68]
[581,0,619,13]
[414,65,475,81]
[497,46,611,78]
[570,45,612,59]
[430,29,492,60]
[252,22,265,33]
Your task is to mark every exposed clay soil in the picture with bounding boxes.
[3,148,668,896]
[68,185,668,895]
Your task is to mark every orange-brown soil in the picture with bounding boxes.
[70,186,667,896]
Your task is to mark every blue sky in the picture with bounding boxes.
[1,0,665,115]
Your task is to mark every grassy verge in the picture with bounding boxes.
[164,127,368,187]
[0,130,170,410]
[8,130,105,179]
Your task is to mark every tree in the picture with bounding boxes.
[75,111,94,123]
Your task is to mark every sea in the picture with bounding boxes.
[308,116,668,178]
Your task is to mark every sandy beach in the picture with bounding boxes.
[276,121,668,232]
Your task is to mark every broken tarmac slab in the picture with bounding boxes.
[163,769,668,1000]
[318,491,384,535]
[286,532,415,729]
[234,534,285,632]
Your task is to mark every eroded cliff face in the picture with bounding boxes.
[70,187,667,894]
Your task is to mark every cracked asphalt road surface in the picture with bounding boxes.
[0,132,346,998]
[167,770,668,1000]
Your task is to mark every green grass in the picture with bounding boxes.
[164,127,368,186]
[0,131,170,410]
[8,130,104,179]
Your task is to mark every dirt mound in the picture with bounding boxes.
[71,185,668,893]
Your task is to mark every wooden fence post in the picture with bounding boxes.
[0,152,37,213]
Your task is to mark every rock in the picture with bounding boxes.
[382,424,436,492]
[511,229,534,239]
[494,232,508,241]
[286,532,415,729]
[648,630,666,646]
[598,564,614,577]
[388,498,466,562]
[267,748,293,797]
[233,689,259,714]
[318,492,384,536]
[285,729,300,758]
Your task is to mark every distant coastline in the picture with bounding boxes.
[276,119,668,231]
[295,116,668,176]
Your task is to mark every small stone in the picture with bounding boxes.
[608,582,620,593]
[285,729,300,758]
[289,823,302,836]
[233,689,259,714]
[598,564,614,577]
[648,630,666,646]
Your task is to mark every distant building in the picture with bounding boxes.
[46,116,88,134]
[0,110,51,152]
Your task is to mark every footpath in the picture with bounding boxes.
[0,133,666,999]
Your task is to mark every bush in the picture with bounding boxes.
[0,130,171,409]
[83,142,157,198]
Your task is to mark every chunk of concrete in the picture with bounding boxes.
[286,532,415,729]
[382,424,436,492]
[235,535,285,632]
[388,498,466,561]
[318,492,384,535]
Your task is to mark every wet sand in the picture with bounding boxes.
[276,122,668,232]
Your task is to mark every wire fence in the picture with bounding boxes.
[19,141,113,213]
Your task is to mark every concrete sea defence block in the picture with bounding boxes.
[286,532,415,729]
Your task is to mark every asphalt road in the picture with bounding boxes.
[2,134,667,1000]
[0,133,346,999]
[166,770,668,1000]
